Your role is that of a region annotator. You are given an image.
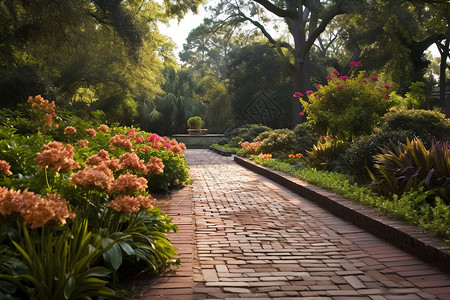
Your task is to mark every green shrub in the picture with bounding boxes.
[238,141,263,156]
[369,138,450,203]
[227,124,272,146]
[338,130,413,181]
[382,109,450,143]
[293,123,320,154]
[304,137,348,170]
[255,129,298,158]
[187,116,202,130]
[299,68,394,140]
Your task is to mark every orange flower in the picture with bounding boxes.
[85,149,110,166]
[86,128,97,137]
[0,160,13,176]
[0,187,75,228]
[109,195,154,213]
[109,135,132,151]
[109,173,148,194]
[119,152,147,173]
[289,154,295,158]
[259,153,272,159]
[146,157,164,174]
[76,139,89,148]
[70,164,114,191]
[36,141,80,172]
[97,124,109,132]
[295,153,302,158]
[64,126,77,135]
[27,95,55,113]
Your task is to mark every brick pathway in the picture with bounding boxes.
[140,149,450,300]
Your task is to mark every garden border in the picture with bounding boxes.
[230,154,450,274]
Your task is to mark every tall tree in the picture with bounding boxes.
[202,0,365,126]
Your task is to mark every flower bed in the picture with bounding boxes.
[0,97,190,298]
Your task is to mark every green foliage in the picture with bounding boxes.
[301,70,394,140]
[251,157,450,243]
[338,130,413,181]
[187,116,203,129]
[304,137,348,171]
[293,123,320,154]
[226,124,272,147]
[370,138,450,203]
[237,141,263,157]
[382,109,450,143]
[255,129,298,158]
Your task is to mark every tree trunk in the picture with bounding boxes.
[439,39,449,117]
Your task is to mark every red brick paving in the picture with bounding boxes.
[135,149,450,300]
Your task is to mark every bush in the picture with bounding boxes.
[293,123,320,154]
[338,130,413,181]
[382,109,450,143]
[299,67,394,140]
[238,141,263,156]
[304,136,348,170]
[187,116,203,129]
[369,137,450,203]
[255,129,298,158]
[226,124,272,146]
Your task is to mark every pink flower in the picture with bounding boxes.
[333,70,339,75]
[385,95,391,99]
[390,109,397,113]
[326,76,333,81]
[36,141,80,172]
[293,92,303,98]
[109,173,148,194]
[362,80,368,84]
[299,112,305,116]
[349,61,362,67]
[337,86,344,90]
[339,76,349,81]
[316,84,322,87]
[316,94,323,99]
[370,76,379,82]
[383,84,390,89]
[135,136,144,143]
[306,90,314,95]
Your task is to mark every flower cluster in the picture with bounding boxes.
[239,141,263,155]
[119,152,147,173]
[0,187,75,228]
[36,141,80,172]
[70,164,114,191]
[109,195,154,213]
[64,126,77,135]
[259,153,272,159]
[76,139,89,148]
[288,153,303,158]
[27,95,57,130]
[146,157,164,174]
[97,124,109,132]
[109,173,148,194]
[109,135,133,151]
[0,160,12,176]
[86,128,96,137]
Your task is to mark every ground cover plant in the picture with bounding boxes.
[0,96,190,299]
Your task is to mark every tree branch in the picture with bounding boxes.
[251,0,298,19]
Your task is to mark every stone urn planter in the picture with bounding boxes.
[187,116,207,135]
[187,128,208,135]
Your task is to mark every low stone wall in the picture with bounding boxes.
[173,134,225,148]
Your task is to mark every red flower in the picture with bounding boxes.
[316,84,322,87]
[306,90,314,95]
[349,61,362,67]
[370,76,379,82]
[293,92,303,98]
[339,76,349,81]
[299,112,305,116]
[337,86,344,90]
[390,109,397,113]
[333,70,339,75]
[383,84,390,89]
[326,76,333,81]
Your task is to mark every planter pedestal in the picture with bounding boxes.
[187,129,208,135]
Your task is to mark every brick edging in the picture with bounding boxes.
[233,155,450,274]
[207,146,233,156]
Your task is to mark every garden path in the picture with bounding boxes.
[138,149,450,300]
